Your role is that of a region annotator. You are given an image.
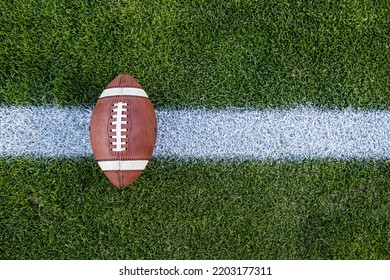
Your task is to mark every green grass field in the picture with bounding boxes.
[1,158,389,259]
[0,0,389,259]
[1,0,388,108]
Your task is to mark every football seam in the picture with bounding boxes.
[103,170,144,173]
[106,85,143,89]
[98,95,150,100]
[96,158,151,161]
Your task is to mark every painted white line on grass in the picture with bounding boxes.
[0,106,92,157]
[0,106,389,160]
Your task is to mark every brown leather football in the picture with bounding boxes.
[90,74,157,188]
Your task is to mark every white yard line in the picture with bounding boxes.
[0,106,389,160]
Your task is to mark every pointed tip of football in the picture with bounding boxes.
[106,73,142,89]
[104,171,143,188]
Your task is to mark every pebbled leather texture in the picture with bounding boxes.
[90,74,157,188]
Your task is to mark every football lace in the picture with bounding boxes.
[110,102,128,152]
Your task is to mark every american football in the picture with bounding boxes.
[89,74,157,188]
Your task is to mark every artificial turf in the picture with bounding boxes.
[0,0,389,109]
[0,158,389,259]
[0,0,389,260]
